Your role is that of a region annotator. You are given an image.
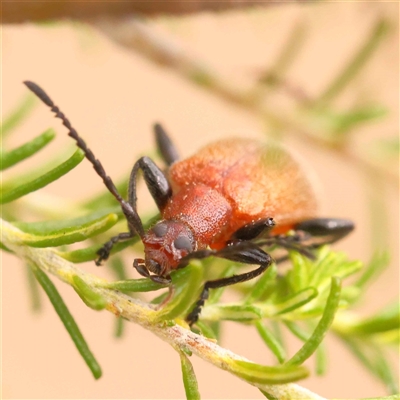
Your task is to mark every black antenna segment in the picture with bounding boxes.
[24,81,145,238]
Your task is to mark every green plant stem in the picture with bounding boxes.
[1,218,326,400]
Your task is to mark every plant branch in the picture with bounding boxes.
[93,17,397,184]
[1,218,325,400]
[2,2,276,24]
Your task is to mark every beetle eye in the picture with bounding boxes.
[153,222,168,237]
[174,235,193,252]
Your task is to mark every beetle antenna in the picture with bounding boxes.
[24,81,145,238]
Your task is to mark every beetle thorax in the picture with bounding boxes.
[143,220,196,276]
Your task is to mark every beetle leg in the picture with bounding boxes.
[257,235,316,259]
[294,218,354,246]
[96,232,135,265]
[184,243,273,326]
[177,249,215,269]
[153,123,180,166]
[255,218,354,264]
[128,156,172,213]
[230,217,275,241]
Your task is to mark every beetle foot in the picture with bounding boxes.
[95,246,110,266]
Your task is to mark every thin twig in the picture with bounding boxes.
[93,17,397,184]
[2,2,275,24]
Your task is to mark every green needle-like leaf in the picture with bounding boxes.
[307,249,361,291]
[114,317,124,338]
[283,321,309,341]
[84,178,129,210]
[374,349,399,394]
[1,129,56,170]
[0,241,12,252]
[286,276,342,366]
[1,149,85,204]
[343,302,400,335]
[100,278,167,293]
[150,291,170,305]
[109,257,128,338]
[259,389,279,400]
[14,212,118,247]
[110,256,127,280]
[311,105,388,139]
[338,336,399,395]
[255,320,286,363]
[2,94,36,137]
[25,264,42,311]
[154,263,203,321]
[333,105,387,134]
[355,251,390,290]
[207,263,237,304]
[194,320,218,339]
[32,265,102,379]
[315,340,327,376]
[270,321,285,356]
[59,239,136,263]
[15,206,121,233]
[231,359,308,384]
[73,275,107,311]
[372,136,400,159]
[318,18,390,103]
[244,263,277,304]
[180,352,200,400]
[56,211,154,263]
[212,304,262,322]
[287,252,309,293]
[258,21,307,88]
[272,287,318,315]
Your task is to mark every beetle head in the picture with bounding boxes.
[142,220,196,276]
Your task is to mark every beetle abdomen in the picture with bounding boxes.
[169,138,318,233]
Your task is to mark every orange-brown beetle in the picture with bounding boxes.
[24,81,354,325]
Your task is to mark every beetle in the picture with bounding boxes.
[24,81,354,326]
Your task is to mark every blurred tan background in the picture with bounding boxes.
[2,2,399,399]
